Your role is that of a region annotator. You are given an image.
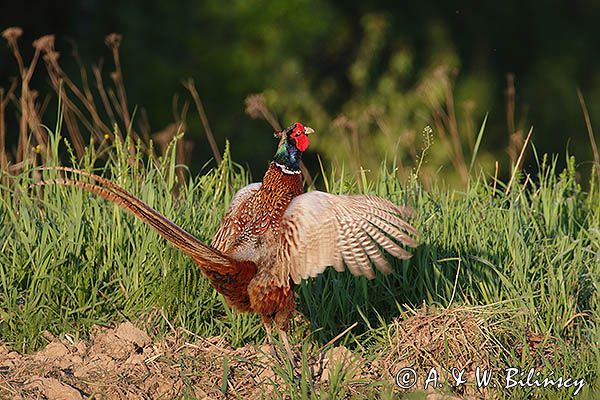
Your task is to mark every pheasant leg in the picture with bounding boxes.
[263,320,285,364]
[278,328,298,370]
[263,321,273,344]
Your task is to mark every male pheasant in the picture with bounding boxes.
[36,122,418,362]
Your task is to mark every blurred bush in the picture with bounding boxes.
[1,1,599,184]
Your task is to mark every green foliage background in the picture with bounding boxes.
[1,1,599,180]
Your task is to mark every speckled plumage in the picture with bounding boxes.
[36,123,418,344]
[212,162,303,327]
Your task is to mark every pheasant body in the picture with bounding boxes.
[211,162,303,320]
[35,122,417,352]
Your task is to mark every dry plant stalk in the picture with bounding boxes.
[576,89,600,177]
[104,33,140,161]
[505,74,516,141]
[505,127,533,195]
[183,79,222,164]
[0,28,195,180]
[332,114,362,172]
[244,93,281,131]
[420,66,469,185]
[92,61,117,129]
[35,33,101,156]
[0,82,18,181]
[505,74,524,166]
[2,27,48,165]
[105,34,130,130]
[152,121,194,184]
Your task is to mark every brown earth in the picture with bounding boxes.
[0,306,519,399]
[0,321,369,399]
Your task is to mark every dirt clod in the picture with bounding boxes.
[114,321,151,347]
[23,377,83,400]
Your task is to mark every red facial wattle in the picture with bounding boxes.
[294,134,310,152]
[288,123,312,152]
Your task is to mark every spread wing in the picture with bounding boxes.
[279,191,418,284]
[211,183,261,252]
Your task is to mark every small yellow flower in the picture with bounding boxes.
[104,133,110,140]
[35,144,41,154]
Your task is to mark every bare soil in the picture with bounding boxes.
[0,306,520,399]
[0,321,367,399]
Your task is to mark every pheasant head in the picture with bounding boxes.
[273,122,314,173]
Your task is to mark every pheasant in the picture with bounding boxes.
[35,122,418,363]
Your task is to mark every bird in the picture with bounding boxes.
[34,122,418,365]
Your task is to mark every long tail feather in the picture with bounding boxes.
[32,168,235,270]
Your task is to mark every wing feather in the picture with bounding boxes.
[280,191,418,284]
[358,222,392,274]
[211,183,261,252]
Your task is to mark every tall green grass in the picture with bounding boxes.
[0,130,262,350]
[0,128,598,398]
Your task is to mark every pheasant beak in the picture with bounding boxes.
[304,126,315,135]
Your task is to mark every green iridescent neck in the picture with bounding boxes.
[273,140,302,172]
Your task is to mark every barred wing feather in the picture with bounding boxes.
[280,191,418,284]
[211,183,262,252]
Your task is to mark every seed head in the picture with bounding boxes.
[2,27,23,43]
